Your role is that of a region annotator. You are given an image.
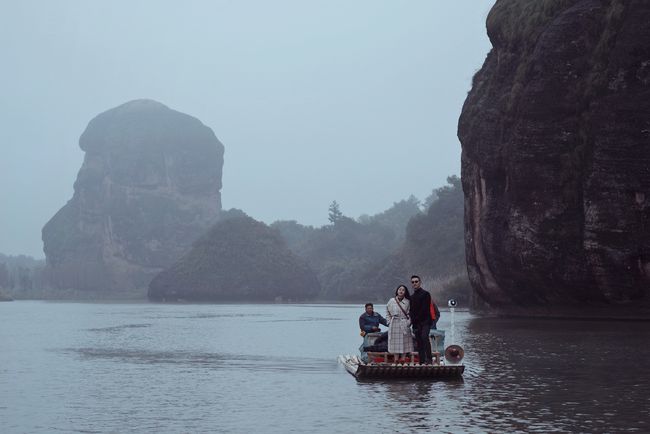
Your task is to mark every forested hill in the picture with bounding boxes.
[358,176,469,304]
[273,176,470,303]
[0,253,45,297]
[148,215,320,302]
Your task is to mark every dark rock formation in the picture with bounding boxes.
[458,0,650,313]
[148,215,320,302]
[42,99,224,294]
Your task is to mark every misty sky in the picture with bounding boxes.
[1,1,494,258]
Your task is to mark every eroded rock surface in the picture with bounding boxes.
[42,99,223,294]
[458,0,650,313]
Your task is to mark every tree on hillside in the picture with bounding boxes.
[423,190,439,209]
[0,263,8,289]
[328,201,344,224]
[360,195,422,243]
[405,175,465,276]
[16,266,33,290]
[0,254,45,291]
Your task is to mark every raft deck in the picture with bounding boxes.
[339,352,464,380]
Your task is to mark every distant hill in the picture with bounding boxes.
[272,185,470,303]
[272,196,422,301]
[359,176,471,305]
[148,215,320,302]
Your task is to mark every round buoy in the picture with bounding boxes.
[444,344,465,364]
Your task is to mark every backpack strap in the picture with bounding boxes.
[395,298,410,319]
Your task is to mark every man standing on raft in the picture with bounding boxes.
[409,275,433,364]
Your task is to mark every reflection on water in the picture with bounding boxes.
[1,302,649,433]
[462,317,650,433]
[349,317,650,433]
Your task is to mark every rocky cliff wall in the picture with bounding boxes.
[42,99,224,294]
[458,0,650,314]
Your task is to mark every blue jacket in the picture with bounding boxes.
[359,312,389,332]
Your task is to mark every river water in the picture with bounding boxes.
[1,301,649,433]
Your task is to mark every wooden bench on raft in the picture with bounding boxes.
[366,351,441,365]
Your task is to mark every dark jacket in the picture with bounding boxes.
[359,312,389,333]
[410,288,432,325]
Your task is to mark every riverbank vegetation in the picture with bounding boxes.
[0,254,45,298]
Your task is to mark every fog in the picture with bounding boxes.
[0,1,493,258]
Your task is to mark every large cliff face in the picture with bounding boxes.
[458,0,650,312]
[42,99,224,294]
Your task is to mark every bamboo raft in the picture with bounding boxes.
[338,327,465,380]
[338,353,464,379]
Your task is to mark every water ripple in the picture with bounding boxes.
[256,317,344,323]
[86,323,152,333]
[64,347,337,373]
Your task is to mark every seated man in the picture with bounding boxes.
[359,303,388,347]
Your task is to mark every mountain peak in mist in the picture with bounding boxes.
[42,100,225,295]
